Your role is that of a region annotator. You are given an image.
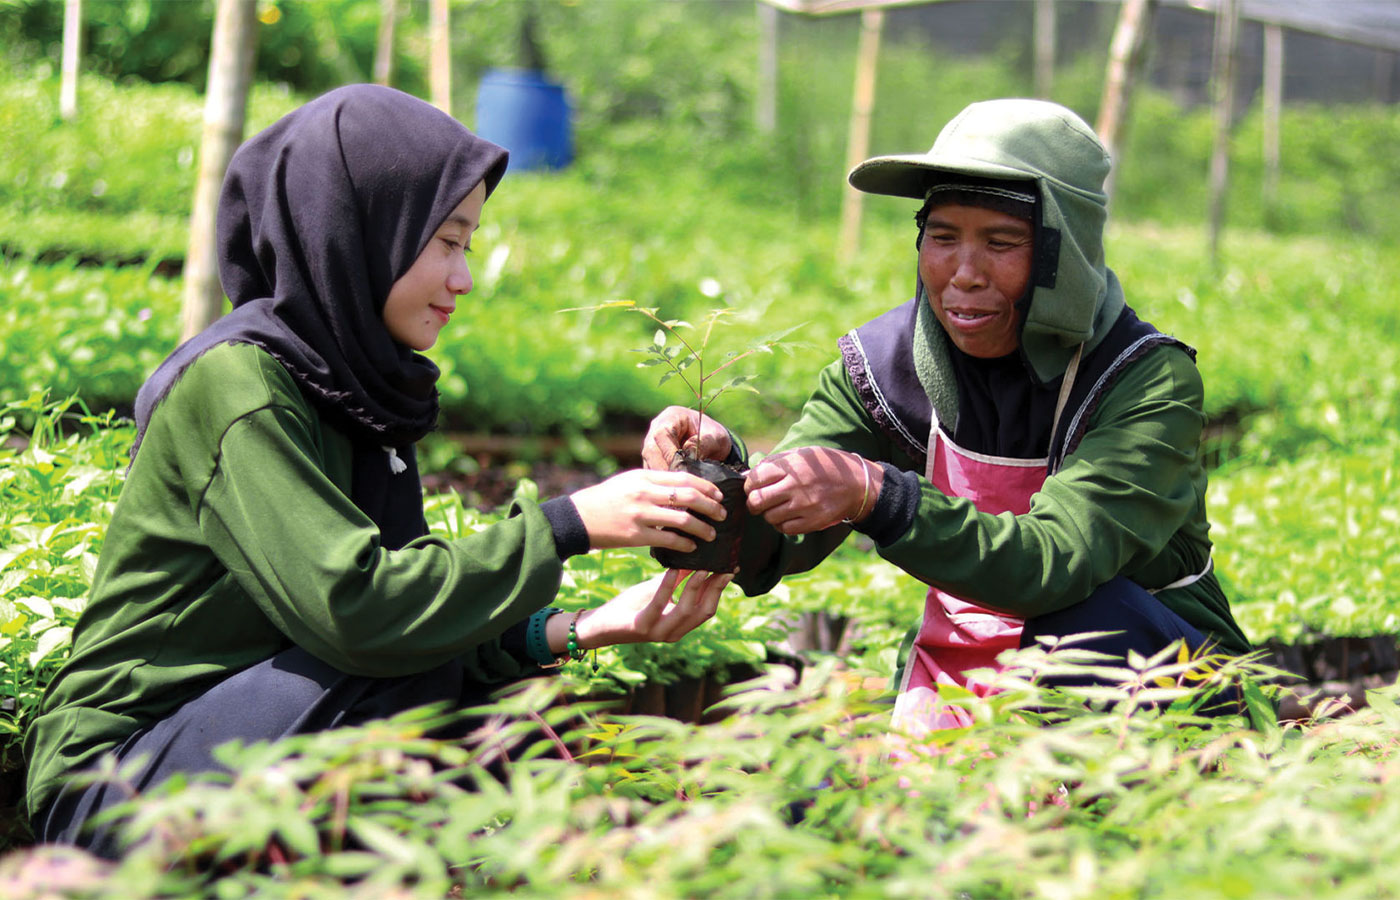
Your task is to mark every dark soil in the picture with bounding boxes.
[652,453,748,574]
[421,459,606,511]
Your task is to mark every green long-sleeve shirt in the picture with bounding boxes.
[734,344,1250,656]
[26,342,565,817]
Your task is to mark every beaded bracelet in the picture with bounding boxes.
[526,607,565,667]
[567,612,599,673]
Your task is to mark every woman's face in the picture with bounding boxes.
[382,180,487,351]
[918,203,1033,359]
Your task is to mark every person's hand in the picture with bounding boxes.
[570,569,733,648]
[571,468,727,551]
[641,405,732,470]
[745,447,882,535]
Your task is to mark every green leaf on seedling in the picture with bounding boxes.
[722,376,759,394]
[1241,679,1280,736]
[653,329,666,349]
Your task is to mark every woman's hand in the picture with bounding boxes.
[571,468,727,551]
[641,405,733,470]
[745,447,882,534]
[551,569,733,650]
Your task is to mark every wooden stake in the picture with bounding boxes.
[838,7,883,264]
[181,0,258,343]
[1034,0,1056,100]
[59,0,81,120]
[374,0,398,87]
[1208,0,1240,269]
[1263,23,1282,204]
[1096,0,1155,207]
[756,1,779,135]
[429,0,451,114]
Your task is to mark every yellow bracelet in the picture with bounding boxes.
[841,458,872,524]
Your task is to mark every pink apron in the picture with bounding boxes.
[892,347,1082,734]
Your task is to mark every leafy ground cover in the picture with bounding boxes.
[2,397,1396,847]
[2,12,1399,891]
[0,262,179,415]
[6,205,1398,463]
[4,650,1397,899]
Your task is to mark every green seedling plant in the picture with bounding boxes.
[567,299,806,572]
[567,299,805,444]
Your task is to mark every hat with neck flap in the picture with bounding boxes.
[848,98,1121,386]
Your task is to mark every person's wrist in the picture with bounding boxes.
[548,607,603,653]
[841,456,875,524]
[573,608,602,650]
[527,607,567,667]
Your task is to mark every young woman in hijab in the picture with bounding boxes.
[26,84,733,855]
[642,99,1250,734]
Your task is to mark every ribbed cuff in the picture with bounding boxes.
[850,463,919,547]
[540,497,590,560]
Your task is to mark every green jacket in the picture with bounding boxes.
[732,334,1250,657]
[27,342,565,818]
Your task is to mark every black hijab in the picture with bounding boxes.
[134,84,508,549]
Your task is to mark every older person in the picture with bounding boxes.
[643,99,1249,732]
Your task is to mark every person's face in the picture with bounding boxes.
[918,203,1034,359]
[382,180,487,351]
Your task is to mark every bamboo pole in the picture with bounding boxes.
[1095,0,1155,207]
[429,0,451,114]
[1034,0,1056,100]
[1263,23,1282,204]
[1373,47,1394,102]
[1208,0,1240,268]
[756,1,779,134]
[373,0,398,87]
[181,0,259,343]
[838,7,883,264]
[59,0,81,120]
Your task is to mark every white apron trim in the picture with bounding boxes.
[1146,556,1214,594]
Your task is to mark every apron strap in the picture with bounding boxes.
[1147,556,1215,594]
[1048,344,1084,447]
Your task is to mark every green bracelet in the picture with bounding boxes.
[526,607,565,667]
[567,612,599,673]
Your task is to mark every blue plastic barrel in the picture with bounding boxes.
[474,69,573,172]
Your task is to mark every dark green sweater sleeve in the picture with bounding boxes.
[199,401,566,678]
